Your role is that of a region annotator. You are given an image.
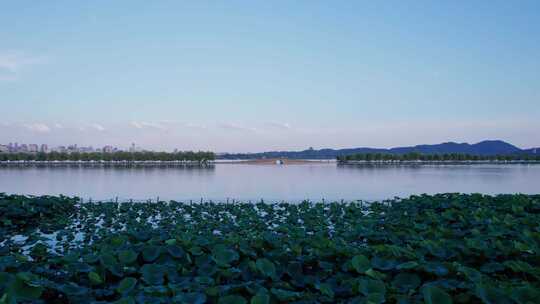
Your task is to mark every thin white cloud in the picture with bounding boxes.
[130,121,143,129]
[160,120,208,130]
[157,120,179,125]
[89,123,105,132]
[0,51,46,81]
[130,121,167,130]
[266,121,292,130]
[132,120,207,131]
[23,123,51,133]
[218,122,258,132]
[54,123,63,129]
[183,122,208,130]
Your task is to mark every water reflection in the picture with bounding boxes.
[0,163,538,202]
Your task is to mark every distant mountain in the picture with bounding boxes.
[387,140,522,156]
[218,140,534,160]
[524,148,540,155]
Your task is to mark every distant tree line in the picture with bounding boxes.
[0,151,215,162]
[337,152,540,162]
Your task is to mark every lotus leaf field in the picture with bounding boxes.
[1,193,540,303]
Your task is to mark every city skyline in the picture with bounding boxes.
[0,142,118,153]
[1,138,539,155]
[1,1,539,152]
[0,142,146,154]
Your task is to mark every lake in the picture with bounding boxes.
[0,163,538,202]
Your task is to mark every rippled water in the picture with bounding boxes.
[1,163,538,201]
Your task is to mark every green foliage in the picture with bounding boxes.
[212,244,239,266]
[0,151,215,162]
[255,258,276,278]
[422,285,453,304]
[0,194,76,234]
[352,254,372,273]
[1,193,540,302]
[116,277,137,294]
[173,292,206,304]
[88,272,103,285]
[337,152,540,162]
[392,273,421,292]
[118,249,138,264]
[219,295,247,304]
[250,292,270,304]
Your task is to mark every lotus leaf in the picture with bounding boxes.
[250,292,270,304]
[116,277,137,294]
[358,278,386,296]
[219,295,247,304]
[422,285,452,304]
[256,258,276,278]
[1,194,540,303]
[118,250,138,264]
[352,255,371,273]
[317,282,335,298]
[142,246,161,262]
[212,245,239,266]
[396,261,419,270]
[392,273,421,293]
[141,264,165,285]
[271,288,301,301]
[172,292,207,304]
[7,272,44,300]
[167,245,186,259]
[88,272,103,285]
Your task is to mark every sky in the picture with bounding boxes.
[1,1,539,152]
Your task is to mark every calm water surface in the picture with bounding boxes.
[0,164,538,201]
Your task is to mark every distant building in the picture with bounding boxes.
[40,144,48,153]
[28,144,39,153]
[103,145,113,153]
[67,145,78,153]
[75,146,93,153]
[19,144,28,152]
[0,145,8,153]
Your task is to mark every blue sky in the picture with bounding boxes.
[1,1,539,152]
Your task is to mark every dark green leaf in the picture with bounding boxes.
[117,277,137,294]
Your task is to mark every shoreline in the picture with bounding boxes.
[338,160,540,165]
[2,159,539,167]
[0,160,213,167]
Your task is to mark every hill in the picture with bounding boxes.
[219,140,533,160]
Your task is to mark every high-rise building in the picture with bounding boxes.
[67,144,78,153]
[28,144,39,153]
[40,144,49,153]
[103,145,113,153]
